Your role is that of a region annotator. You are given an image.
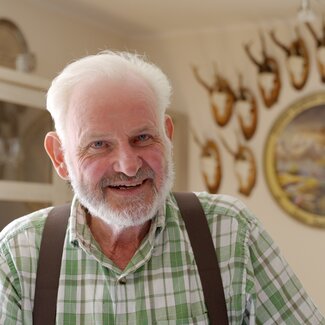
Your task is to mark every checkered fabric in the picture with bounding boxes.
[0,192,324,324]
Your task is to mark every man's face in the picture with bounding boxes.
[63,74,174,227]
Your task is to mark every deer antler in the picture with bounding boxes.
[212,62,222,90]
[259,31,267,58]
[191,64,213,93]
[191,63,234,127]
[306,22,321,47]
[243,41,262,68]
[270,30,290,56]
[219,134,236,157]
[236,72,245,100]
[220,133,257,196]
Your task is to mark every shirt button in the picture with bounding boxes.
[118,276,127,284]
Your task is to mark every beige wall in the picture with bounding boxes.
[129,22,325,313]
[0,0,324,313]
[0,0,128,78]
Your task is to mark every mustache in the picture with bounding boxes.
[100,167,155,187]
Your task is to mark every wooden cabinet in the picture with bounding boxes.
[0,67,72,229]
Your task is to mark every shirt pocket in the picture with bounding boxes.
[155,312,209,325]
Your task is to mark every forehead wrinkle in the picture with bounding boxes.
[70,81,158,121]
[76,118,159,145]
[66,74,162,143]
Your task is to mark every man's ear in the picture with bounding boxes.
[44,131,69,180]
[164,114,174,140]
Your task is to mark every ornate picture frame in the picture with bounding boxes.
[264,92,325,228]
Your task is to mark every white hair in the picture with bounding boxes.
[46,51,172,142]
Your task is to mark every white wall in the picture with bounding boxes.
[0,0,324,313]
[128,21,325,313]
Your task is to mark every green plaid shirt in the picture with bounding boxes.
[0,192,324,324]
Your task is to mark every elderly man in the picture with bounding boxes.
[0,51,324,324]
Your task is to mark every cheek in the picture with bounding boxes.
[75,145,168,185]
[78,157,112,184]
[143,147,168,182]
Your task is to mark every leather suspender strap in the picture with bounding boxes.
[33,204,70,325]
[33,193,228,324]
[173,192,228,325]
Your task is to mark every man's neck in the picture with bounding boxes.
[87,214,151,270]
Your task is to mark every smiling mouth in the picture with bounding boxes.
[107,179,147,190]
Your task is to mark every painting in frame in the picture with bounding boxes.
[264,92,325,228]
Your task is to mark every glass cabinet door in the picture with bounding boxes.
[0,100,52,183]
[0,66,72,229]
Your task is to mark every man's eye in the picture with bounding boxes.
[91,141,105,149]
[137,134,150,142]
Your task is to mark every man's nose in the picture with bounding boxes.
[112,146,142,177]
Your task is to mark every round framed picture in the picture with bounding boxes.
[264,92,325,228]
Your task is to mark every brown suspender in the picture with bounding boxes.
[174,192,228,325]
[33,193,228,325]
[33,204,70,325]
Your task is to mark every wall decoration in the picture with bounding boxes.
[234,73,258,140]
[191,64,235,127]
[305,21,325,83]
[264,92,325,227]
[191,19,325,199]
[244,33,281,108]
[270,27,309,90]
[192,131,222,194]
[220,134,257,196]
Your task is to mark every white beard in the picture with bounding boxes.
[66,141,174,228]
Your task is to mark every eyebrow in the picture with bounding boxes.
[130,125,158,135]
